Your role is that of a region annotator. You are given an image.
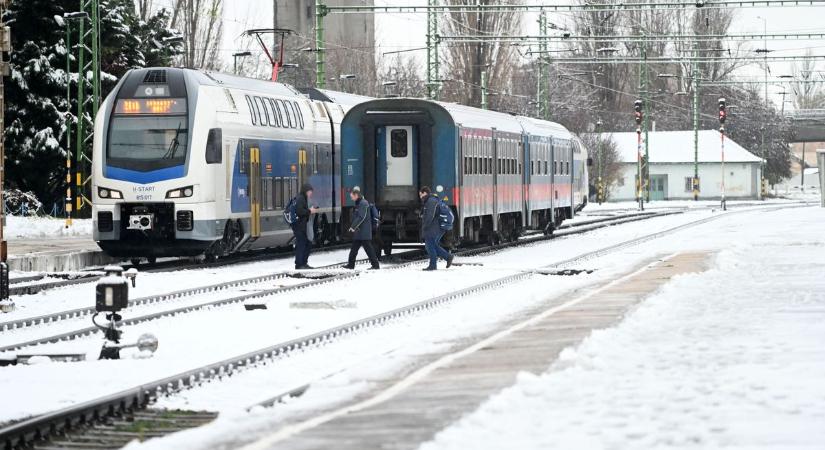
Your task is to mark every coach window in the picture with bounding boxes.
[286,102,299,128]
[245,96,257,126]
[253,97,267,126]
[270,99,284,127]
[278,100,293,128]
[293,101,304,129]
[265,99,280,127]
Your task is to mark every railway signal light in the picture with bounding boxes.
[718,97,727,124]
[634,99,643,126]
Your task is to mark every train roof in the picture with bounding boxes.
[433,101,524,134]
[303,88,374,107]
[516,115,574,140]
[343,98,573,139]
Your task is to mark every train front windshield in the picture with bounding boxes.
[108,98,189,172]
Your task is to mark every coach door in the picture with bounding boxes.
[247,141,261,238]
[385,126,414,186]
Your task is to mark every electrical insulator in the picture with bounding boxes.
[718,97,727,124]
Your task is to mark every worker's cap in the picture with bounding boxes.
[351,186,362,194]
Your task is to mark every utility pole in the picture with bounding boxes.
[1,0,11,311]
[537,10,549,120]
[692,42,700,201]
[758,15,768,198]
[634,99,644,211]
[426,0,440,100]
[801,142,806,189]
[73,0,101,218]
[315,0,326,89]
[481,70,488,110]
[719,97,727,210]
[596,118,604,205]
[640,36,650,203]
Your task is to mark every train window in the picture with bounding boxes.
[543,161,548,175]
[293,102,304,129]
[488,157,493,175]
[292,102,300,128]
[263,178,274,211]
[391,129,408,157]
[270,99,283,127]
[530,161,534,176]
[257,97,272,126]
[265,99,279,127]
[253,97,266,126]
[239,141,248,174]
[278,100,293,128]
[245,96,257,126]
[566,162,570,175]
[205,128,222,164]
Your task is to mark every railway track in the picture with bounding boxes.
[0,210,671,357]
[2,204,805,449]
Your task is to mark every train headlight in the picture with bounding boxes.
[166,186,194,199]
[98,187,123,199]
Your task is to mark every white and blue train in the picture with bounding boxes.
[92,67,366,261]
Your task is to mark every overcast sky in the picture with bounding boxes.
[214,1,825,109]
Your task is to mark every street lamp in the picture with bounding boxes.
[232,51,252,75]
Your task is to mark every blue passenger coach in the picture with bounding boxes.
[340,99,590,255]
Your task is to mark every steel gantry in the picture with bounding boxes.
[311,0,825,92]
[426,0,440,100]
[69,0,102,217]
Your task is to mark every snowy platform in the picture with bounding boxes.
[4,217,117,272]
[243,252,709,450]
[6,237,117,272]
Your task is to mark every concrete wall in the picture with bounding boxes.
[610,162,762,201]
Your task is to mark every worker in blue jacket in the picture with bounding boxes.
[344,186,380,270]
[419,186,454,271]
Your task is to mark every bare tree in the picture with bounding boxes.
[169,0,224,70]
[378,55,426,98]
[440,0,522,109]
[791,50,825,109]
[135,0,153,21]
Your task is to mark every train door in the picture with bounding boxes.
[246,140,262,238]
[385,126,414,186]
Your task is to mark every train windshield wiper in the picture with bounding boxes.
[162,123,183,160]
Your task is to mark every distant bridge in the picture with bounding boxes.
[786,109,825,142]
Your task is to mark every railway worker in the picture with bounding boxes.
[344,187,380,270]
[294,183,319,270]
[419,186,454,271]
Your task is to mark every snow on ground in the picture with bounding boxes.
[0,208,719,424]
[117,206,811,450]
[4,216,92,239]
[421,206,825,450]
[0,247,357,325]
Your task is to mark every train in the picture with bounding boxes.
[340,99,590,255]
[92,67,366,262]
[92,68,589,262]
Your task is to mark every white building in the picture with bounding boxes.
[604,130,763,201]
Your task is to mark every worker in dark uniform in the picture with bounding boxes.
[344,186,380,270]
[419,186,453,271]
[293,183,318,270]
